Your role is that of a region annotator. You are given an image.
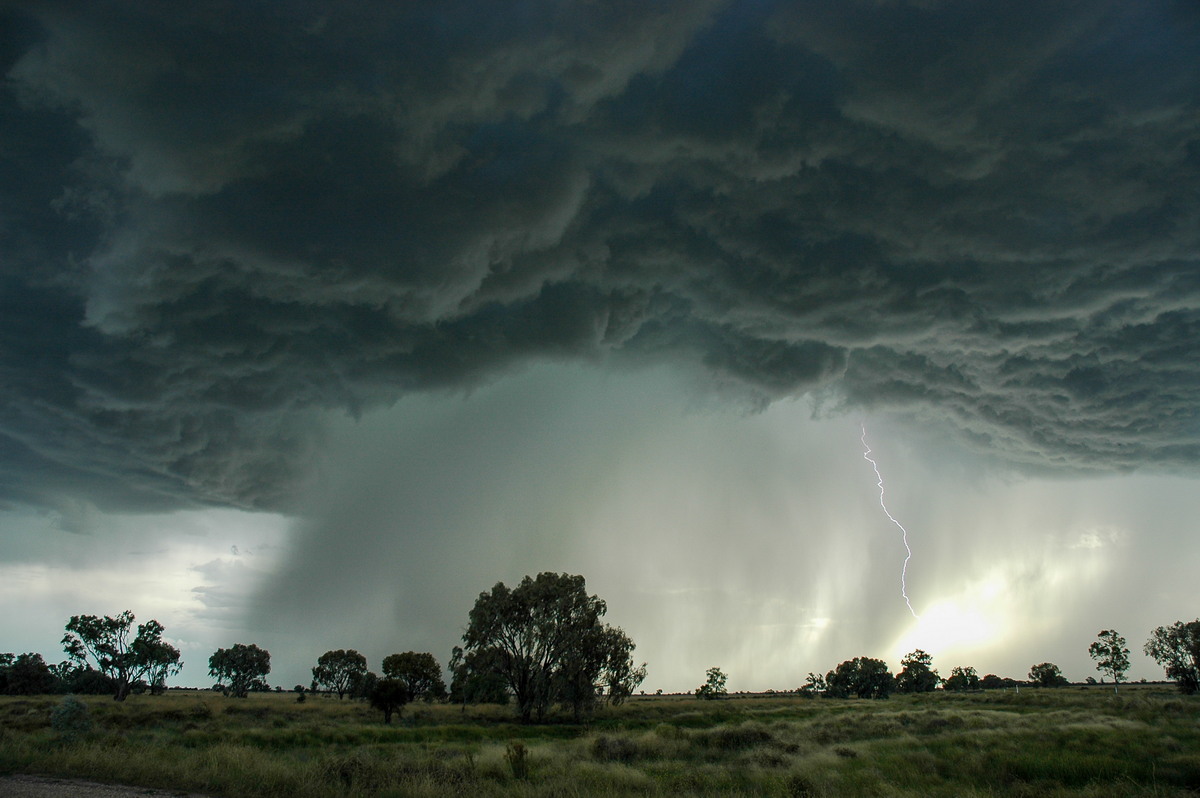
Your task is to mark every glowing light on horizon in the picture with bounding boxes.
[861,424,918,617]
[892,599,995,656]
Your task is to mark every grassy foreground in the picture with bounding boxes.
[1,686,1198,797]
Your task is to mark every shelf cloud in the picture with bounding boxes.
[3,1,1199,514]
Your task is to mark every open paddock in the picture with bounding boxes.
[1,685,1198,796]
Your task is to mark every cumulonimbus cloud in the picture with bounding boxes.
[2,0,1198,511]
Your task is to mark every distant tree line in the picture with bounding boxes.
[783,625,1191,699]
[4,598,1199,717]
[0,611,184,700]
[682,623,1197,699]
[0,573,647,724]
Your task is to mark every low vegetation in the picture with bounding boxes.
[2,685,1198,797]
[4,578,1199,795]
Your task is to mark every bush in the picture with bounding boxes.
[592,734,640,763]
[369,678,410,724]
[786,773,819,797]
[50,695,92,741]
[703,723,774,751]
[321,750,387,790]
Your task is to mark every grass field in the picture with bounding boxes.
[2,685,1198,796]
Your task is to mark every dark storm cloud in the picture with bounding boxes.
[2,0,1199,510]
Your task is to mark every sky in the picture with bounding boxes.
[1,0,1198,692]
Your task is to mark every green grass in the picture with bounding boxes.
[1,686,1198,796]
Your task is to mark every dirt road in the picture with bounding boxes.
[0,775,212,797]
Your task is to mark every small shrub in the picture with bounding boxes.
[786,772,818,797]
[592,735,639,763]
[505,740,530,780]
[704,723,773,750]
[654,722,685,740]
[834,746,858,758]
[752,749,790,767]
[50,695,92,742]
[322,750,385,789]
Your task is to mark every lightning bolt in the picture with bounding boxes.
[861,424,918,618]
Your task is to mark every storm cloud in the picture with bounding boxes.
[3,0,1199,513]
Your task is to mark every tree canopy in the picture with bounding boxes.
[0,652,55,695]
[1028,662,1068,687]
[382,652,446,702]
[1088,629,1130,691]
[896,649,939,693]
[449,645,510,707]
[695,666,727,700]
[944,666,980,692]
[312,649,368,699]
[369,678,410,723]
[209,643,271,697]
[1144,620,1200,695]
[61,611,182,701]
[826,657,894,699]
[460,572,642,722]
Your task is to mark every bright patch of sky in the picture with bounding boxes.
[7,363,1187,690]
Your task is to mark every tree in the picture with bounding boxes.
[311,649,368,699]
[59,664,117,695]
[825,657,894,699]
[595,627,647,706]
[1144,620,1200,695]
[799,672,826,696]
[369,678,410,723]
[449,645,509,708]
[1088,629,1131,692]
[382,652,447,702]
[62,611,182,701]
[209,643,271,697]
[944,666,980,692]
[1028,662,1068,687]
[2,653,55,695]
[138,632,184,695]
[695,666,727,700]
[460,572,638,722]
[350,670,378,700]
[896,649,940,693]
[556,624,646,719]
[980,673,1017,690]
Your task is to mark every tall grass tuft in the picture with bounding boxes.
[504,740,530,780]
[701,721,774,750]
[591,734,640,763]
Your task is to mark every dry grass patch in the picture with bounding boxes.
[2,688,1198,796]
